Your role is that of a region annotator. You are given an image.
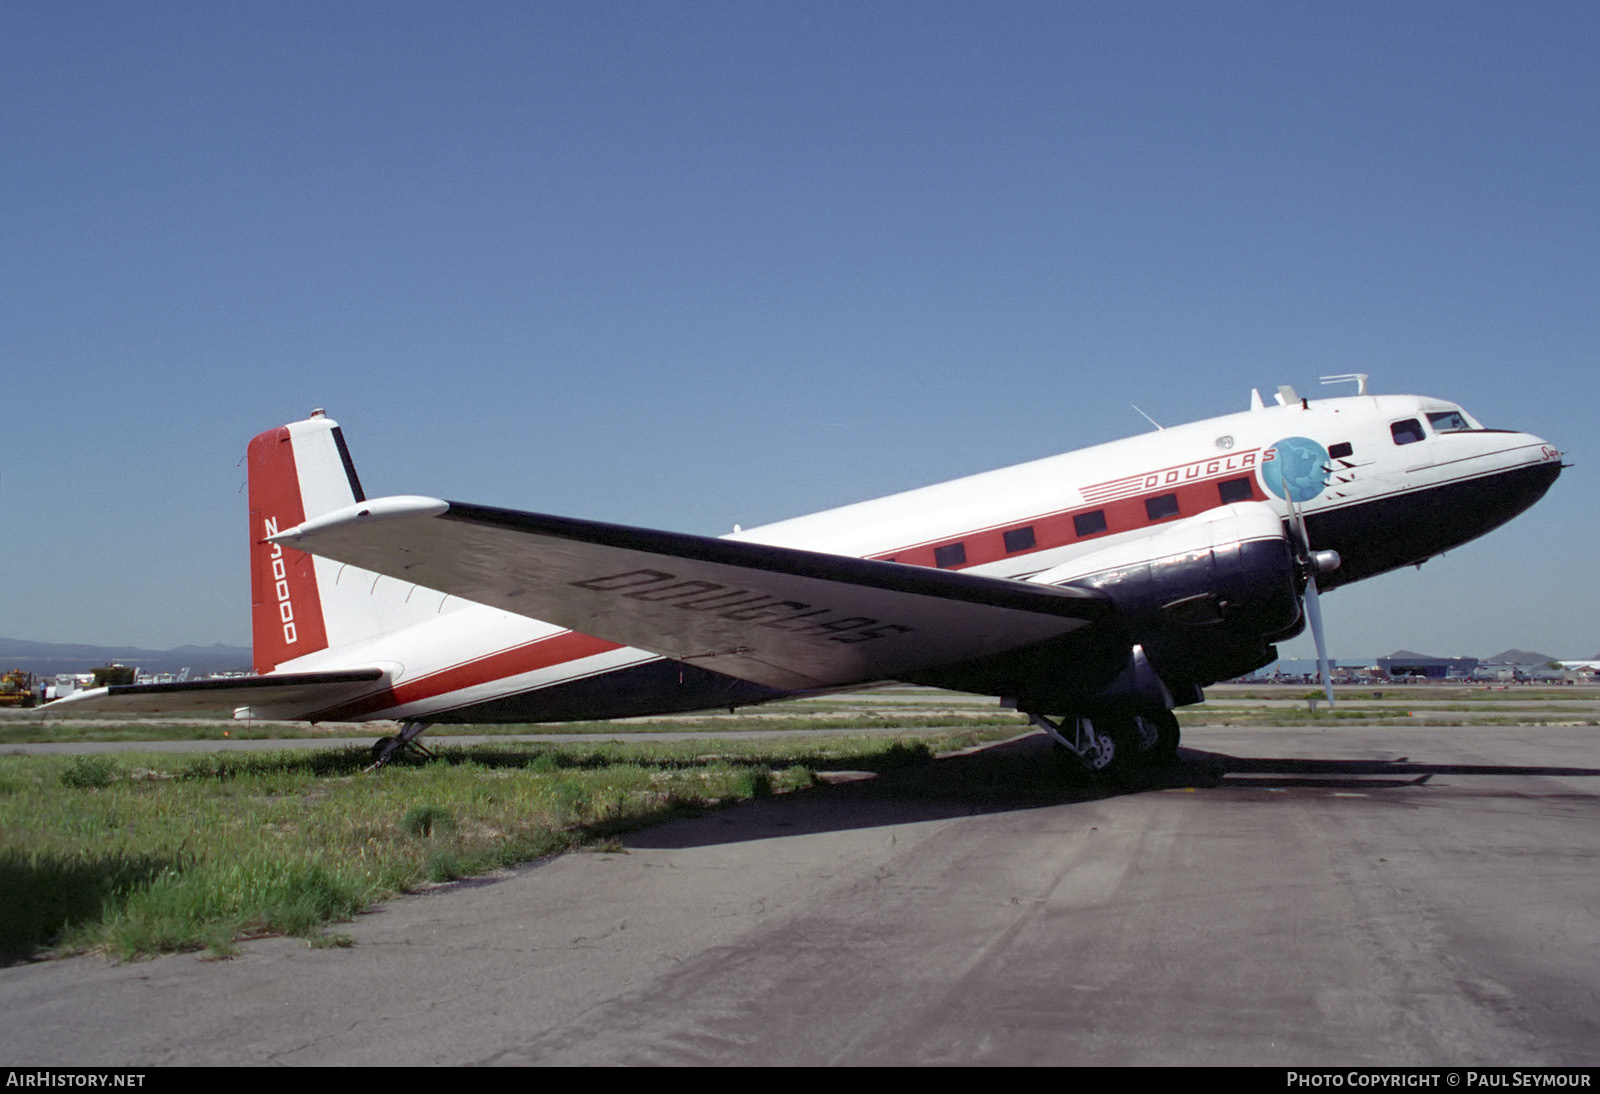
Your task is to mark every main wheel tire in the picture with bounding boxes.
[1145,710,1181,765]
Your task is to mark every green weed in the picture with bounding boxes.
[0,849,181,962]
[59,756,119,789]
[402,804,456,838]
[425,851,463,882]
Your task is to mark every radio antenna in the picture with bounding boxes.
[1321,373,1369,395]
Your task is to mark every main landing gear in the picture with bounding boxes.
[368,721,436,770]
[1028,710,1180,780]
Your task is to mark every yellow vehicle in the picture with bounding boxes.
[0,669,37,708]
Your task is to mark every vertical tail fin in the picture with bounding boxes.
[248,411,469,673]
[246,411,363,673]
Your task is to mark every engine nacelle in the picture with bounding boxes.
[1028,501,1304,694]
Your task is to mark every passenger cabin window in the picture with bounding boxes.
[1145,493,1179,520]
[1074,510,1107,537]
[1003,526,1036,553]
[1390,419,1426,445]
[1217,477,1254,504]
[1427,411,1473,433]
[934,543,966,569]
[1328,442,1354,459]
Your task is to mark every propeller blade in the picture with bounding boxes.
[1280,461,1336,707]
[1288,492,1313,556]
[1304,572,1334,706]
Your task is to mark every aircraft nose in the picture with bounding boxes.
[1484,431,1563,516]
[1516,431,1564,476]
[1473,427,1562,470]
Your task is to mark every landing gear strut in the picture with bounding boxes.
[368,721,436,770]
[1029,713,1130,777]
[1028,709,1181,778]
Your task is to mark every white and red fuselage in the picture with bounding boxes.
[239,389,1560,726]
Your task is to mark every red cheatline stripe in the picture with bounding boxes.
[307,630,625,720]
[1080,475,1148,501]
[876,448,1265,560]
[872,471,1268,571]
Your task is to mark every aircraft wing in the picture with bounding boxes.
[269,497,1116,691]
[41,669,388,715]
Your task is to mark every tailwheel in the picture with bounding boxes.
[367,721,436,771]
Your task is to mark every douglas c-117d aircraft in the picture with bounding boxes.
[52,378,1563,776]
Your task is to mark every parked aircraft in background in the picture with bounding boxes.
[51,378,1562,776]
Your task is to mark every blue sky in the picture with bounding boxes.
[3,1,1594,660]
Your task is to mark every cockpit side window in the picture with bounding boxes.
[1390,419,1425,445]
[1427,410,1473,433]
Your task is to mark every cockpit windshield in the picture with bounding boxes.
[1427,409,1477,433]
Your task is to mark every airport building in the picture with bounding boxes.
[1241,653,1577,684]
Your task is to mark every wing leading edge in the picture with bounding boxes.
[269,496,1118,691]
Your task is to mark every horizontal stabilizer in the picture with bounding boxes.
[269,496,1116,690]
[40,669,388,716]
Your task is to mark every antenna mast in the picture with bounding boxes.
[1321,373,1369,395]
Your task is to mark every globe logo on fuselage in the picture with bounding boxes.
[1261,436,1329,503]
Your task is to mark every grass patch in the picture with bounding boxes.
[0,731,1006,963]
[59,756,120,788]
[0,849,181,964]
[403,804,456,837]
[2,710,1029,746]
[0,721,375,746]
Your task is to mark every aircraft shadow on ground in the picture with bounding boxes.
[619,732,1600,851]
[0,851,182,965]
[1189,750,1600,789]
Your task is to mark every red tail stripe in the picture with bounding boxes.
[248,426,329,672]
[306,630,625,721]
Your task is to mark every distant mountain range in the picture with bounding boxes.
[1388,648,1559,664]
[1484,649,1560,665]
[0,638,252,676]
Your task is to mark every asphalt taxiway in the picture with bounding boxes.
[3,722,1597,1066]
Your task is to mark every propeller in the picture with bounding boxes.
[1283,487,1341,706]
